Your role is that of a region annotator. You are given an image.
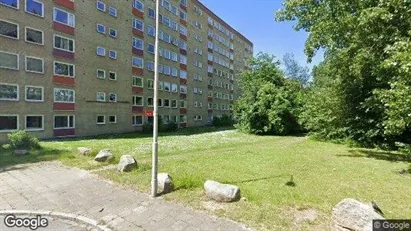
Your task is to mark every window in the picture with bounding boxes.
[54,61,75,77]
[108,93,117,102]
[163,99,170,107]
[132,95,143,106]
[96,1,105,11]
[171,99,177,108]
[180,70,187,79]
[180,0,187,6]
[0,115,18,132]
[147,43,154,53]
[164,65,170,75]
[164,49,171,59]
[54,88,75,103]
[25,86,43,102]
[179,25,187,36]
[109,115,117,124]
[24,115,43,131]
[158,99,163,107]
[170,115,177,123]
[147,79,154,89]
[147,25,155,37]
[0,83,18,101]
[25,56,44,74]
[96,115,105,125]
[96,46,106,56]
[132,76,143,87]
[54,35,74,52]
[171,5,177,15]
[96,69,105,79]
[180,55,187,65]
[133,37,143,50]
[132,18,144,31]
[132,115,143,126]
[159,81,164,90]
[147,97,153,107]
[180,115,187,123]
[163,115,169,123]
[0,0,18,9]
[171,52,178,62]
[54,8,75,27]
[147,61,154,71]
[54,115,74,129]
[180,85,187,94]
[107,71,116,80]
[164,82,170,92]
[132,57,144,68]
[0,20,19,39]
[180,41,187,50]
[109,28,117,38]
[179,11,187,21]
[109,6,117,17]
[25,27,43,45]
[148,8,155,18]
[171,83,178,93]
[96,92,105,102]
[97,24,106,34]
[180,100,187,108]
[171,68,178,77]
[133,0,144,11]
[25,0,44,17]
[109,50,117,59]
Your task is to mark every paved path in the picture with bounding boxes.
[0,162,250,231]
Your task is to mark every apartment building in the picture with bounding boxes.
[0,0,253,141]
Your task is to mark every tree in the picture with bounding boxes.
[276,0,411,148]
[283,53,311,87]
[235,53,304,135]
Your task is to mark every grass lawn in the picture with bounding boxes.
[1,127,410,230]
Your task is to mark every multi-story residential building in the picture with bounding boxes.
[0,0,253,141]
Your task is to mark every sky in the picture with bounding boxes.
[201,0,325,70]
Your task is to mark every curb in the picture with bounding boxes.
[0,210,111,231]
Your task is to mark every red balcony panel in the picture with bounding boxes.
[179,123,187,128]
[132,106,144,113]
[179,49,187,55]
[132,29,144,38]
[132,8,144,19]
[208,97,213,102]
[132,67,144,75]
[132,87,144,94]
[180,64,187,70]
[54,129,75,137]
[180,79,187,85]
[230,79,234,83]
[53,22,74,35]
[179,18,187,26]
[180,4,187,11]
[208,48,213,53]
[53,75,75,86]
[208,36,213,41]
[207,109,213,113]
[180,108,187,114]
[179,34,187,41]
[208,61,213,65]
[132,47,144,56]
[54,0,75,10]
[54,103,75,111]
[53,49,75,60]
[180,94,187,99]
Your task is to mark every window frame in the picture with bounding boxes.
[54,88,75,103]
[25,26,44,45]
[109,50,117,59]
[25,85,44,102]
[0,83,19,101]
[132,115,143,126]
[132,95,144,106]
[53,7,75,28]
[96,115,106,125]
[96,92,106,102]
[108,115,117,124]
[133,0,144,11]
[25,56,44,74]
[108,93,117,103]
[54,61,75,78]
[0,0,19,9]
[0,19,19,40]
[97,23,106,34]
[53,34,75,53]
[0,51,19,70]
[109,28,117,38]
[0,114,19,133]
[53,115,75,130]
[96,46,106,56]
[132,56,144,68]
[96,1,106,12]
[109,6,117,17]
[96,69,105,79]
[132,76,144,87]
[25,114,44,131]
[25,0,44,18]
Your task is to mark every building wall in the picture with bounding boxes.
[0,0,253,142]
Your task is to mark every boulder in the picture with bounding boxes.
[94,149,114,162]
[204,180,240,202]
[14,149,29,155]
[157,173,173,194]
[77,147,91,156]
[331,198,384,231]
[117,155,137,172]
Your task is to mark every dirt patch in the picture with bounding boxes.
[201,200,227,212]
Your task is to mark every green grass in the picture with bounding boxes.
[1,127,411,230]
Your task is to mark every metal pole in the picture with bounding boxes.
[151,0,160,198]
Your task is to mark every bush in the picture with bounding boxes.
[212,114,234,127]
[162,121,178,132]
[7,130,40,150]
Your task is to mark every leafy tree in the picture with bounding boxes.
[283,53,311,87]
[235,53,304,135]
[276,0,411,148]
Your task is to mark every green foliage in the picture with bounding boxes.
[276,0,411,149]
[143,117,180,133]
[162,121,178,132]
[235,53,304,135]
[7,130,40,150]
[212,114,234,127]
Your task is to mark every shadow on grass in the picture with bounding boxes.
[223,175,285,184]
[338,149,411,163]
[0,146,71,169]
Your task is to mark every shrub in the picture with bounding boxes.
[162,121,178,132]
[212,114,234,127]
[7,130,40,150]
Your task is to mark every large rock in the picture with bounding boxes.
[158,173,173,194]
[77,147,91,156]
[331,198,384,231]
[117,155,137,172]
[94,149,114,162]
[204,180,240,202]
